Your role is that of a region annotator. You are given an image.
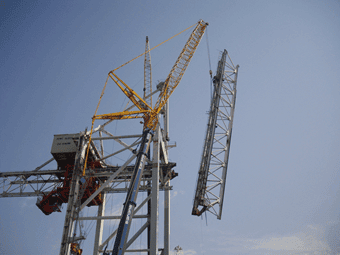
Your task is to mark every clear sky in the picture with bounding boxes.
[1,1,340,255]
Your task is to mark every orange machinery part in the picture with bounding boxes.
[70,243,83,255]
[36,163,103,215]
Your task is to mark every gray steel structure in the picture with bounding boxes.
[0,100,175,255]
[192,50,239,219]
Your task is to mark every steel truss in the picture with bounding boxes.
[192,50,239,219]
[1,20,208,255]
[0,106,175,255]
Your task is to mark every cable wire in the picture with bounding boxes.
[205,28,213,99]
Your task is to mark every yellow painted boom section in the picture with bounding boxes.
[147,20,208,130]
[108,72,152,111]
[83,20,208,175]
[95,110,148,120]
[111,23,196,73]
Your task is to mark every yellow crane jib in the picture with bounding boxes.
[152,20,208,120]
[97,20,207,129]
[83,19,208,175]
[94,71,153,122]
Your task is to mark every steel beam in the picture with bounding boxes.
[93,193,106,255]
[150,126,160,254]
[60,134,85,255]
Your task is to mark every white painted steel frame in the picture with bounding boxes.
[86,120,172,255]
[193,50,239,219]
[60,134,87,255]
[77,104,172,254]
[0,110,174,255]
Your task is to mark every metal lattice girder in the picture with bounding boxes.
[112,129,154,255]
[144,36,152,107]
[150,20,208,130]
[0,163,176,198]
[60,133,87,255]
[192,50,239,219]
[0,20,207,254]
[0,118,176,255]
[94,20,208,131]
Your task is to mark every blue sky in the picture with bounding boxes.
[1,1,340,254]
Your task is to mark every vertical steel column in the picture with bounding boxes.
[147,187,151,255]
[59,135,86,255]
[150,126,160,254]
[163,102,170,255]
[218,64,239,218]
[93,193,106,255]
[112,129,153,255]
[164,182,170,255]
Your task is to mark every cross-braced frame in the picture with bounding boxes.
[192,50,239,219]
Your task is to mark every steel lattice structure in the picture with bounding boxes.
[0,114,175,255]
[0,20,208,255]
[192,50,239,219]
[144,36,152,107]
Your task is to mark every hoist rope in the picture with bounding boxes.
[200,216,206,255]
[83,22,198,175]
[111,22,196,72]
[205,28,213,99]
[83,75,110,175]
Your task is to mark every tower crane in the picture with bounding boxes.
[87,19,208,254]
[192,50,239,219]
[0,20,208,255]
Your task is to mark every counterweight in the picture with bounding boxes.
[192,50,239,219]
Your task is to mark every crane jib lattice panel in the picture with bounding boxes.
[192,50,239,219]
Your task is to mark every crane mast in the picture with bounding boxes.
[107,20,208,255]
[144,36,152,107]
[192,50,239,219]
